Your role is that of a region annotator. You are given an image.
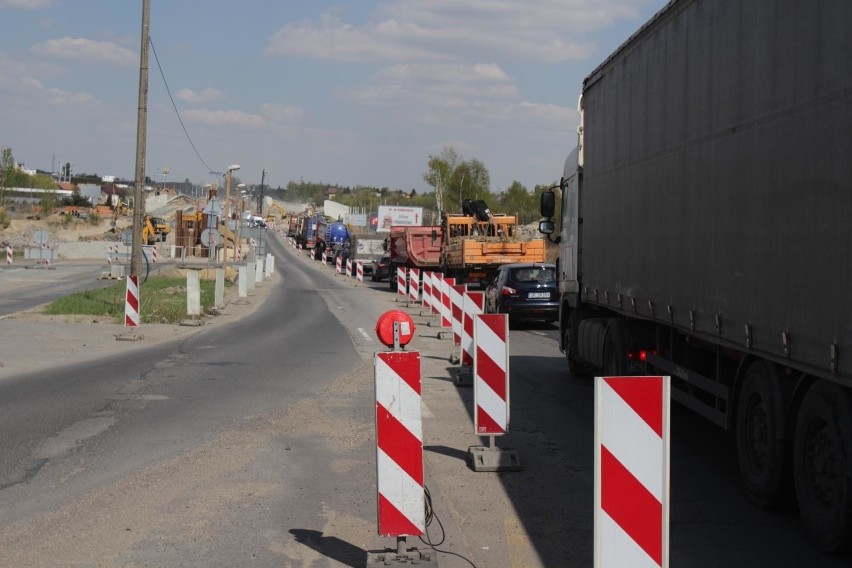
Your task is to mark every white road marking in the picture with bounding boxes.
[358,327,372,341]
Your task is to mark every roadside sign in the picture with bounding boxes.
[200,228,222,248]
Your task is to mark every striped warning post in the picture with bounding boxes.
[473,313,509,434]
[322,250,328,264]
[422,271,433,311]
[336,255,343,275]
[124,275,140,327]
[408,268,420,304]
[356,260,364,282]
[151,245,158,264]
[312,247,317,261]
[441,277,455,328]
[595,376,670,568]
[346,258,353,277]
[449,283,466,346]
[6,245,12,265]
[396,267,407,299]
[431,273,443,315]
[105,245,114,265]
[461,291,485,367]
[375,350,425,537]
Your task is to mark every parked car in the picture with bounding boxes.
[372,255,391,282]
[484,263,558,323]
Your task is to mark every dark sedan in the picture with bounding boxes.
[484,263,558,323]
[371,255,391,282]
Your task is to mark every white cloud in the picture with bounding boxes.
[0,0,54,8]
[265,0,647,64]
[176,88,224,104]
[32,37,136,66]
[20,76,98,105]
[183,109,266,128]
[260,104,305,123]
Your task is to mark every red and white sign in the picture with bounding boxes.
[346,258,353,277]
[422,271,433,311]
[322,250,328,264]
[408,268,420,304]
[595,376,670,568]
[431,273,443,316]
[396,267,407,298]
[449,284,466,346]
[336,255,343,275]
[441,277,455,329]
[375,350,424,537]
[125,275,140,327]
[5,245,12,265]
[356,260,364,282]
[461,291,485,367]
[474,314,509,434]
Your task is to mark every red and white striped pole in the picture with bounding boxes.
[441,277,455,329]
[474,314,509,434]
[431,273,443,316]
[449,283,466,347]
[6,244,13,265]
[595,375,670,568]
[151,245,158,264]
[336,255,343,275]
[124,275,140,327]
[461,291,485,367]
[356,260,364,282]
[396,267,407,300]
[322,250,328,264]
[422,271,433,311]
[408,268,420,305]
[346,258,353,278]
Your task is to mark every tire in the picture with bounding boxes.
[602,318,627,376]
[563,310,592,377]
[793,380,852,552]
[735,360,786,508]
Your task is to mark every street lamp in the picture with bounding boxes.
[222,164,240,275]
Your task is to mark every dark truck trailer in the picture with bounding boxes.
[540,0,852,553]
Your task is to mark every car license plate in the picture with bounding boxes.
[527,292,549,299]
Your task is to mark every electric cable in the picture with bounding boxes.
[420,485,478,567]
[148,36,214,173]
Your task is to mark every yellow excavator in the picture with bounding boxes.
[265,202,287,223]
[142,215,158,245]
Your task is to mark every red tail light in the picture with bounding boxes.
[501,286,517,296]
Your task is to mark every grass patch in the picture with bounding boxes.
[43,276,220,324]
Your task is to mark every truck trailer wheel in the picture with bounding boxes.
[793,380,852,552]
[602,319,627,376]
[735,360,786,508]
[564,310,592,377]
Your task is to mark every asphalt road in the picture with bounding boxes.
[0,232,849,567]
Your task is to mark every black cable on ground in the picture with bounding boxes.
[420,485,478,567]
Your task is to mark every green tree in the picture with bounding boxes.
[499,180,534,222]
[423,146,494,215]
[0,147,15,204]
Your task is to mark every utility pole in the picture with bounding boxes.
[131,0,150,278]
[258,169,266,217]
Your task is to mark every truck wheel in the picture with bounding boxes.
[736,360,785,508]
[602,319,627,376]
[793,380,852,552]
[563,311,591,377]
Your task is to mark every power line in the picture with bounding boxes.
[148,35,213,173]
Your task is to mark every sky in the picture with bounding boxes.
[0,0,667,193]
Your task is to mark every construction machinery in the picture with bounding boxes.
[265,202,287,223]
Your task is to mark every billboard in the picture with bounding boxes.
[377,206,423,233]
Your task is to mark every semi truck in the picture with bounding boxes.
[539,0,852,552]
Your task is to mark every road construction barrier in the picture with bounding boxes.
[595,375,670,568]
[125,275,140,327]
[105,245,114,265]
[346,258,353,277]
[396,267,407,299]
[474,314,509,434]
[6,245,12,265]
[461,291,485,367]
[356,260,364,282]
[312,246,317,261]
[336,255,343,275]
[441,276,455,329]
[449,283,466,346]
[375,349,424,537]
[422,271,434,311]
[322,250,328,264]
[431,272,443,316]
[408,268,420,304]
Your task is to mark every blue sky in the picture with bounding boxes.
[0,0,666,193]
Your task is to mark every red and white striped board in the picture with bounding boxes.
[473,314,509,434]
[396,267,407,299]
[460,291,485,367]
[346,258,353,277]
[336,255,343,275]
[124,275,140,327]
[449,284,466,346]
[356,260,364,282]
[595,375,670,568]
[151,245,158,263]
[441,277,455,329]
[375,350,425,537]
[312,247,318,261]
[430,273,443,315]
[322,250,328,264]
[408,268,420,304]
[6,245,12,265]
[422,271,433,311]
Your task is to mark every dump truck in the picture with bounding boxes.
[386,225,443,291]
[442,200,545,289]
[538,0,852,552]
